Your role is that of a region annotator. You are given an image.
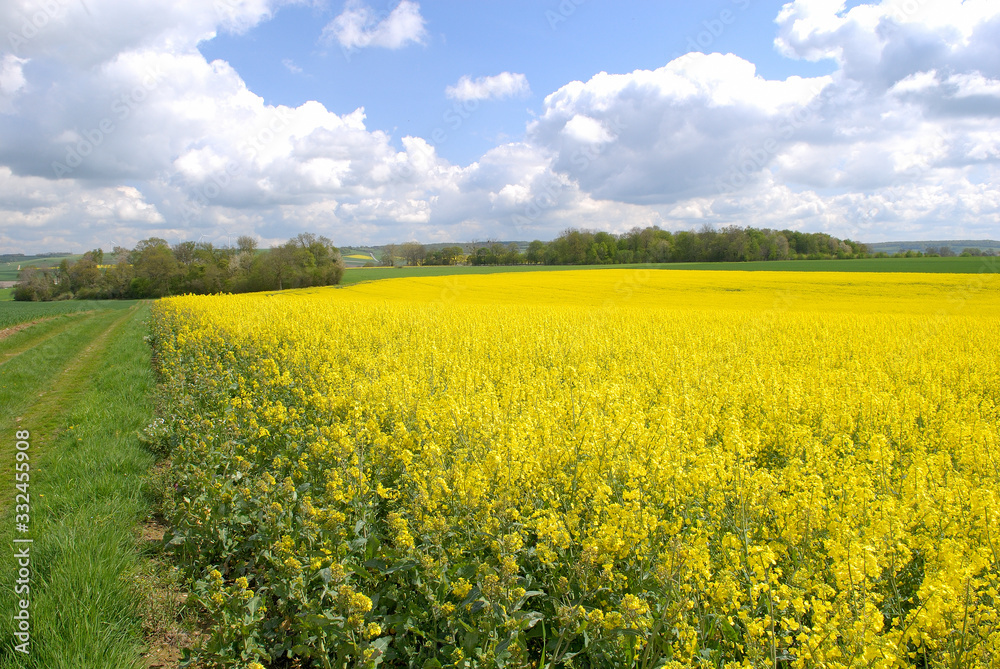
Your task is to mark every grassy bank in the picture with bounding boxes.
[0,303,164,668]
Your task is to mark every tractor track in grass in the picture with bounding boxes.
[0,321,39,341]
[0,312,97,367]
[0,304,143,512]
[0,301,178,668]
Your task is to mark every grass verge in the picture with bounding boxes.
[0,303,184,668]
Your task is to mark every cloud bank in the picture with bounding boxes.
[1,0,999,252]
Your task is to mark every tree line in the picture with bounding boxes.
[381,226,870,267]
[534,226,869,264]
[922,246,997,257]
[14,233,344,301]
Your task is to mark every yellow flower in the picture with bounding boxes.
[154,269,1000,666]
[452,578,472,600]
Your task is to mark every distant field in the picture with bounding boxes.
[0,255,79,281]
[657,256,1000,273]
[340,255,999,286]
[868,239,1000,255]
[0,288,11,302]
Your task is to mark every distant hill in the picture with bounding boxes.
[0,252,74,263]
[0,253,79,282]
[339,247,380,266]
[866,240,1000,255]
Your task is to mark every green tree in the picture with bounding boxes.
[525,240,546,264]
[104,247,135,299]
[13,267,57,301]
[130,238,179,298]
[67,250,104,297]
[441,245,464,265]
[399,241,427,266]
[381,244,397,267]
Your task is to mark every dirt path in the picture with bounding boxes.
[0,321,36,341]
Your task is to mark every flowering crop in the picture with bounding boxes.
[151,269,1000,668]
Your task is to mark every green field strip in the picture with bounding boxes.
[0,314,98,367]
[0,312,109,430]
[0,303,158,668]
[339,255,1000,286]
[0,306,140,495]
[0,300,133,330]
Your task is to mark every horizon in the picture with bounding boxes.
[7,234,1000,260]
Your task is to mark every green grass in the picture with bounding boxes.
[0,289,12,302]
[0,302,161,668]
[340,255,1000,286]
[0,300,133,330]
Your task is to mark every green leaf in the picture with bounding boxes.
[518,611,544,629]
[384,559,417,574]
[719,615,739,642]
[462,629,481,655]
[302,613,343,632]
[364,558,389,572]
[459,586,482,608]
[495,631,516,656]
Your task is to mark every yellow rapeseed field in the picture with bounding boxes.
[150,269,1000,668]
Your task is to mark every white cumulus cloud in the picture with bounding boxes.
[445,72,531,102]
[322,0,427,51]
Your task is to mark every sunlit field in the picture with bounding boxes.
[151,270,1000,668]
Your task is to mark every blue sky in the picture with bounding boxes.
[201,1,840,166]
[1,0,999,252]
